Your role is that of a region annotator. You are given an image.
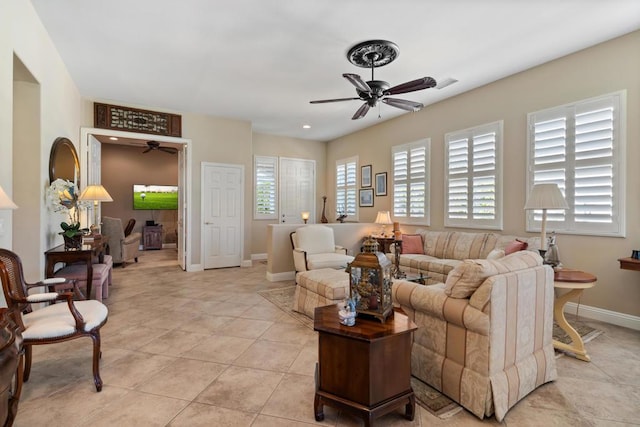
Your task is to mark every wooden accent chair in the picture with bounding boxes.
[0,249,108,392]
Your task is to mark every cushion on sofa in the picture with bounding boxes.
[401,234,424,254]
[444,250,543,298]
[504,239,528,255]
[486,249,505,260]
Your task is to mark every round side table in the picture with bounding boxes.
[553,269,597,362]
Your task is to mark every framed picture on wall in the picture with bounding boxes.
[359,188,374,207]
[361,165,372,187]
[375,172,387,196]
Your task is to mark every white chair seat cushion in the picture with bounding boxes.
[22,300,108,339]
[306,253,354,270]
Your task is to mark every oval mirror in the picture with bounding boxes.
[49,137,80,187]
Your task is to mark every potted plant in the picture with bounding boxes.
[47,179,88,249]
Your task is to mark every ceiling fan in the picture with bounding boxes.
[310,40,437,120]
[142,140,178,154]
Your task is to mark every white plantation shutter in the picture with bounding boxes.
[336,157,357,220]
[392,139,430,224]
[254,156,277,219]
[527,92,625,236]
[445,121,502,229]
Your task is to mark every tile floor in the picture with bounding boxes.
[13,250,640,426]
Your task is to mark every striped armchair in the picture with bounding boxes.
[392,250,557,421]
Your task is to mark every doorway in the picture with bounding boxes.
[80,128,191,270]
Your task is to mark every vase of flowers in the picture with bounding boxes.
[47,179,88,249]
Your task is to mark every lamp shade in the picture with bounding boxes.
[524,184,568,210]
[79,185,113,202]
[0,185,18,210]
[374,211,392,225]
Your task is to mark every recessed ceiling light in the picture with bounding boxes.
[109,137,118,140]
[302,124,311,129]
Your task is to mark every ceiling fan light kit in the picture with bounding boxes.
[310,39,437,120]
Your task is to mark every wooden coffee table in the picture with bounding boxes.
[313,304,417,426]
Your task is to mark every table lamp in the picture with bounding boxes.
[374,210,392,237]
[0,185,18,210]
[79,184,113,234]
[524,183,568,253]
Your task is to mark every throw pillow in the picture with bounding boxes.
[487,249,505,260]
[445,251,543,298]
[401,234,424,254]
[504,239,528,255]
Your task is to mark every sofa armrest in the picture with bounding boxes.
[123,232,141,246]
[393,280,489,335]
[334,246,347,255]
[293,248,308,272]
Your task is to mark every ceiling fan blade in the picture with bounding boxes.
[159,147,178,154]
[352,102,370,120]
[385,77,437,95]
[382,97,424,112]
[343,73,372,93]
[310,97,361,104]
[142,147,153,153]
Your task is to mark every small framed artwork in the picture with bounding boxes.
[375,172,387,196]
[361,165,372,187]
[359,188,374,207]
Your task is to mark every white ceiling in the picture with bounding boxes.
[31,0,640,142]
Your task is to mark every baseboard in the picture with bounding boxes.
[267,271,295,282]
[565,302,640,331]
[251,253,267,261]
[241,260,253,268]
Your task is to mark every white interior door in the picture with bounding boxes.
[202,162,243,269]
[279,158,315,224]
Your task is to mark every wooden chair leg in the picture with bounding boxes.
[91,333,103,392]
[23,345,32,383]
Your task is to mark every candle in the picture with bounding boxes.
[393,222,399,232]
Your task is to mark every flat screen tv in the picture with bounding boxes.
[133,184,179,210]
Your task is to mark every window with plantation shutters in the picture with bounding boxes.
[254,156,277,219]
[445,121,503,229]
[527,91,625,237]
[392,139,430,224]
[336,156,357,221]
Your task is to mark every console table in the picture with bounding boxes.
[44,238,108,300]
[553,269,597,362]
[618,257,640,271]
[143,225,163,250]
[313,304,417,426]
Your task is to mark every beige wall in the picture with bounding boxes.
[1,0,83,282]
[101,144,179,241]
[251,132,327,256]
[327,31,640,317]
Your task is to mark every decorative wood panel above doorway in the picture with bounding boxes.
[94,102,182,137]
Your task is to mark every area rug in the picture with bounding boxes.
[258,285,313,329]
[553,318,603,345]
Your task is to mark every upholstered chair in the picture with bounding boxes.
[102,216,141,267]
[0,249,108,392]
[290,225,354,273]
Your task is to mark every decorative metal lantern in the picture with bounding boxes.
[346,236,393,323]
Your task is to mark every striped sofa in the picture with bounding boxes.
[392,250,557,421]
[388,230,541,284]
